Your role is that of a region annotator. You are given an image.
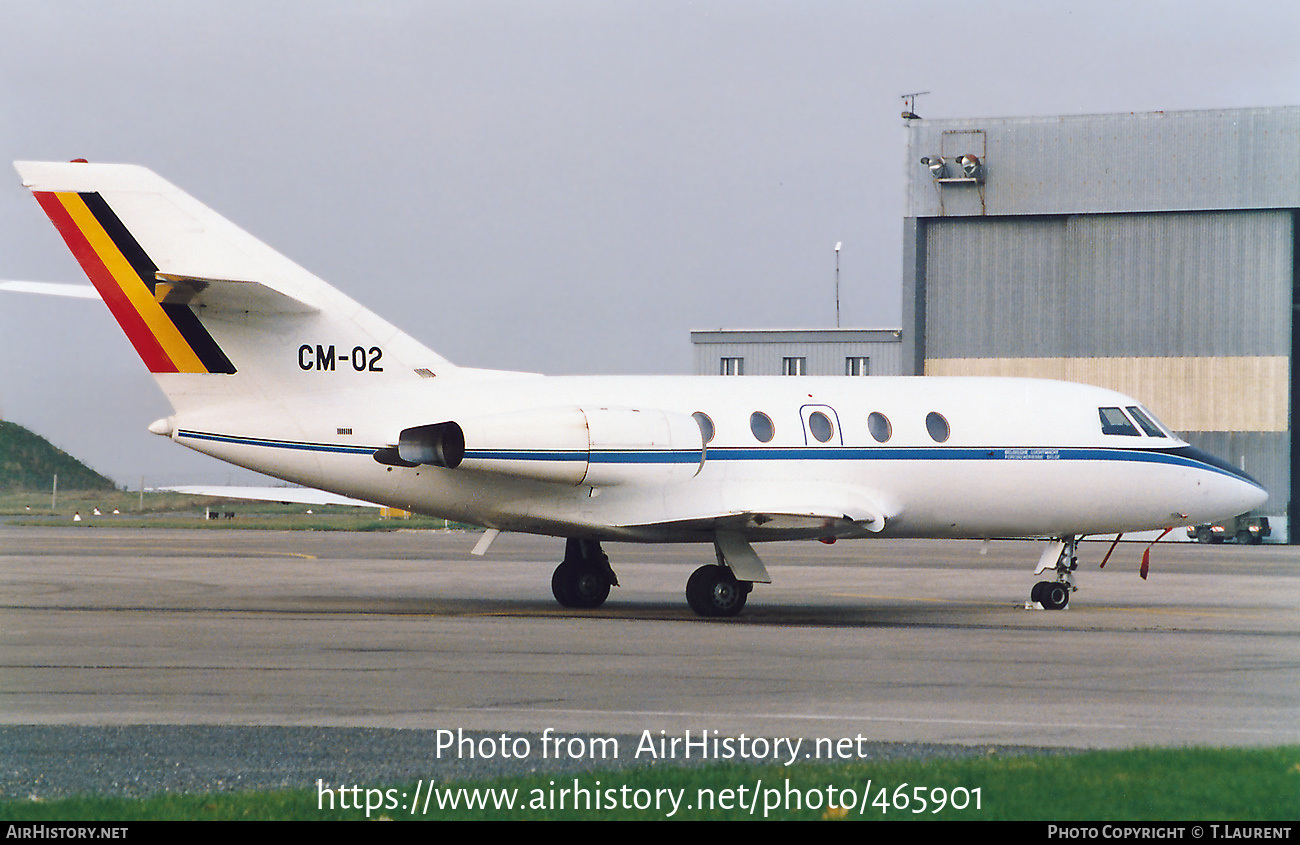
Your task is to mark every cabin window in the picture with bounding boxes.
[720,357,744,376]
[845,356,870,376]
[782,357,806,376]
[1126,406,1167,438]
[1099,407,1140,436]
[692,411,715,444]
[750,412,775,443]
[808,411,834,443]
[868,412,892,443]
[926,411,950,443]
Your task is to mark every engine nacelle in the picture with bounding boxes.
[393,406,705,486]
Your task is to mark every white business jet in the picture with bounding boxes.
[13,161,1268,616]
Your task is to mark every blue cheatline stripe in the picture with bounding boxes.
[174,430,1256,485]
[464,450,587,462]
[177,430,378,456]
[465,450,702,464]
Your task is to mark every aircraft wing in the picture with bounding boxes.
[611,481,897,541]
[155,485,384,508]
[0,280,99,298]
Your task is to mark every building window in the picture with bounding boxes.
[845,356,870,376]
[782,357,806,376]
[720,357,744,376]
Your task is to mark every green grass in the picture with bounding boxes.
[0,489,472,531]
[5,747,1297,821]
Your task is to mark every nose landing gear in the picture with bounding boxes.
[1030,536,1077,610]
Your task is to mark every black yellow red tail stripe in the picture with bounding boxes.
[32,190,235,374]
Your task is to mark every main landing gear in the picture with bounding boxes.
[685,565,752,617]
[551,538,618,608]
[550,532,769,617]
[685,532,768,618]
[1030,535,1077,610]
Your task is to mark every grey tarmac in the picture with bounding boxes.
[1,526,1296,798]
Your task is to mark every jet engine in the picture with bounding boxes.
[390,406,706,486]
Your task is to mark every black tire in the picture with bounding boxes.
[685,565,749,617]
[1030,581,1047,604]
[1040,582,1070,610]
[551,561,610,609]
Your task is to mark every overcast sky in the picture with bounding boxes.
[1,0,1296,485]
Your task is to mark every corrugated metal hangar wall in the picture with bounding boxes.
[902,107,1298,535]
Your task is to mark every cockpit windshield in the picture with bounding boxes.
[1125,406,1167,438]
[1099,405,1174,439]
[1098,407,1140,436]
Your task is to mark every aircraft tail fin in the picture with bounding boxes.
[16,161,452,411]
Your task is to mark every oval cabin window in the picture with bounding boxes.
[750,412,775,443]
[868,412,892,443]
[926,411,950,443]
[808,411,834,443]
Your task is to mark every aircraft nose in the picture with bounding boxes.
[1227,474,1270,514]
[1172,445,1269,519]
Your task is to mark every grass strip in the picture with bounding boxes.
[5,746,1297,821]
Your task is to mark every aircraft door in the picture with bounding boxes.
[799,404,843,446]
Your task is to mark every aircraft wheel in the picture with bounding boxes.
[686,565,749,618]
[1037,581,1069,610]
[551,561,611,609]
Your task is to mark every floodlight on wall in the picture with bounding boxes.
[958,154,985,182]
[920,155,947,179]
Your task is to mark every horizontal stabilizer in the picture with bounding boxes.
[154,273,318,314]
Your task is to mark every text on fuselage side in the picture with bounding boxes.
[1004,449,1061,460]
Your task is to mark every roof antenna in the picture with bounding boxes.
[834,242,842,328]
[901,91,929,121]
